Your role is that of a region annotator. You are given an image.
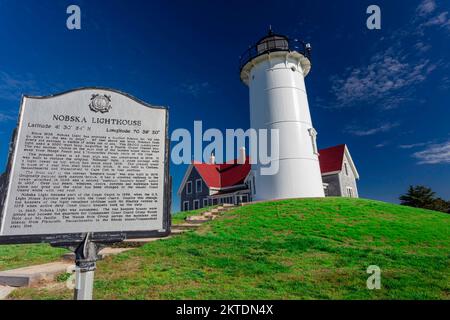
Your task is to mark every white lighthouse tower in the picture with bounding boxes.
[240,29,324,200]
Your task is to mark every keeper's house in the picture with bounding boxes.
[177,144,359,211]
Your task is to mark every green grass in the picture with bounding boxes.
[9,198,450,300]
[0,244,67,271]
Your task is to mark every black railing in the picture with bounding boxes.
[239,38,311,72]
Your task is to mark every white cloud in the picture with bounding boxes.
[331,51,436,108]
[413,141,450,164]
[399,141,430,149]
[327,0,450,109]
[0,112,16,122]
[180,81,210,97]
[416,0,450,33]
[421,11,450,30]
[416,0,437,17]
[375,142,389,148]
[346,122,399,136]
[0,71,37,101]
[414,41,431,52]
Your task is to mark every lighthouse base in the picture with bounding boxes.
[253,158,325,201]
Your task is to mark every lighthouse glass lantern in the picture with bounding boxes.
[240,29,324,200]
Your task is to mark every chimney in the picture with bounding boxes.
[238,147,246,164]
[210,152,215,164]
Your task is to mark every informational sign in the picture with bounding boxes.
[0,88,170,244]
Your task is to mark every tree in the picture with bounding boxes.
[431,198,450,213]
[400,185,436,208]
[399,185,449,213]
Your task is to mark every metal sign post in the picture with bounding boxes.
[73,233,100,300]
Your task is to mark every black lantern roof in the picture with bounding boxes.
[239,28,311,72]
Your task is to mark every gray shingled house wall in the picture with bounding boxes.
[339,155,359,197]
[180,167,210,211]
[322,174,341,196]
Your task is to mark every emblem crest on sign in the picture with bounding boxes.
[89,94,112,113]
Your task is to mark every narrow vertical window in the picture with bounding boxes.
[193,199,200,210]
[346,187,353,198]
[344,163,349,176]
[196,179,202,193]
[308,128,319,155]
[186,181,192,194]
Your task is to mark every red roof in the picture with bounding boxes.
[193,145,346,188]
[193,157,251,188]
[319,144,346,174]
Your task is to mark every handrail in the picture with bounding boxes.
[239,38,311,72]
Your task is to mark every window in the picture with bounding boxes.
[193,199,200,210]
[186,181,192,194]
[203,198,209,207]
[308,128,319,155]
[195,179,202,193]
[241,195,248,203]
[346,187,353,198]
[183,201,189,211]
[344,163,349,176]
[324,185,329,197]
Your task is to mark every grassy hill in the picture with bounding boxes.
[10,197,450,300]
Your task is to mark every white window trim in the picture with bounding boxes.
[195,179,202,193]
[183,201,189,211]
[186,181,192,194]
[193,199,200,210]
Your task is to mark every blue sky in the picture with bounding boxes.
[0,0,449,211]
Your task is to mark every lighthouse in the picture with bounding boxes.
[240,29,325,200]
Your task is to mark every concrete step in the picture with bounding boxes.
[0,285,15,300]
[210,207,234,214]
[185,216,211,223]
[0,262,73,288]
[222,203,235,208]
[173,223,201,229]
